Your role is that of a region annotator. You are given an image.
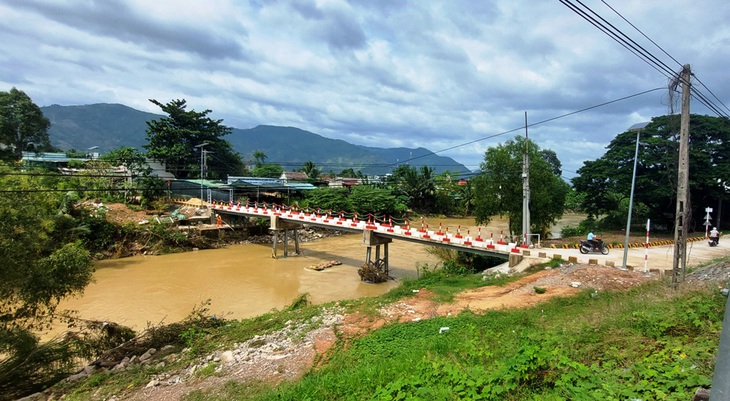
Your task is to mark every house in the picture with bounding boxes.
[328,177,362,188]
[279,171,309,183]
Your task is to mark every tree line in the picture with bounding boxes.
[2,87,728,235]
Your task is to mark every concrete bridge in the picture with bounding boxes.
[209,202,527,277]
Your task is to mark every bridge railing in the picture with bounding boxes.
[210,201,523,254]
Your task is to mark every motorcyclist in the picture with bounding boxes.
[710,227,720,245]
[587,230,597,250]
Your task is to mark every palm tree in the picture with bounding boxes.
[252,150,267,167]
[301,160,320,179]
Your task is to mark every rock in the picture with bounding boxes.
[17,392,46,401]
[66,372,87,382]
[139,348,157,362]
[219,350,235,364]
[112,361,128,371]
[692,387,710,401]
[145,379,159,388]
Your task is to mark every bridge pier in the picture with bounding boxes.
[270,216,302,259]
[362,230,392,278]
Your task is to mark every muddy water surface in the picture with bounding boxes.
[53,216,523,333]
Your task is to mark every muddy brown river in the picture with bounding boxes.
[49,215,551,334]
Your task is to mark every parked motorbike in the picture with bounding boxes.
[579,239,609,255]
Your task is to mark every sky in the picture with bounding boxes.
[1,0,729,179]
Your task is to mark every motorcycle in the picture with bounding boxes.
[579,239,609,255]
[709,237,719,247]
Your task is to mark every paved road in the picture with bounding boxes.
[531,240,730,272]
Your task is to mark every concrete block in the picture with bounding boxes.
[522,250,531,256]
[508,253,523,267]
[605,260,615,267]
[588,258,598,265]
[538,252,547,258]
[568,256,578,263]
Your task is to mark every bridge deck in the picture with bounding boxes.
[212,204,519,259]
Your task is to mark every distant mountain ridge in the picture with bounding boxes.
[41,103,469,175]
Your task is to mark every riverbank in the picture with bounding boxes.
[17,204,726,399]
[90,201,346,259]
[36,256,729,400]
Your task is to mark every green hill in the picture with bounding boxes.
[41,104,470,175]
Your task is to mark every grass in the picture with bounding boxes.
[188,279,723,400]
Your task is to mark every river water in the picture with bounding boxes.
[52,216,523,333]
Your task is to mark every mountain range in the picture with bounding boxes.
[40,103,470,175]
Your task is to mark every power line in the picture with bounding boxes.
[600,0,683,69]
[394,87,664,167]
[560,0,676,79]
[562,0,729,119]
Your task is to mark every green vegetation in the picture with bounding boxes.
[303,185,407,217]
[144,98,245,180]
[184,283,721,400]
[0,87,53,162]
[473,135,570,238]
[0,164,226,399]
[573,114,730,231]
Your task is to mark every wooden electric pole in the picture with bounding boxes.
[671,64,691,285]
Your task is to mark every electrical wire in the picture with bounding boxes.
[392,87,664,167]
[561,0,729,119]
[559,0,676,79]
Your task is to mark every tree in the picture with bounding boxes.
[0,88,51,162]
[252,163,284,178]
[457,179,475,217]
[473,136,568,237]
[301,160,320,180]
[348,185,406,217]
[100,146,148,173]
[540,149,562,176]
[340,168,363,178]
[391,165,437,212]
[304,187,350,212]
[98,147,165,207]
[252,150,267,167]
[572,114,730,230]
[143,99,244,179]
[0,163,94,352]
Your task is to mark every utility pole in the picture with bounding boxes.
[672,64,691,285]
[522,112,531,247]
[194,142,209,208]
